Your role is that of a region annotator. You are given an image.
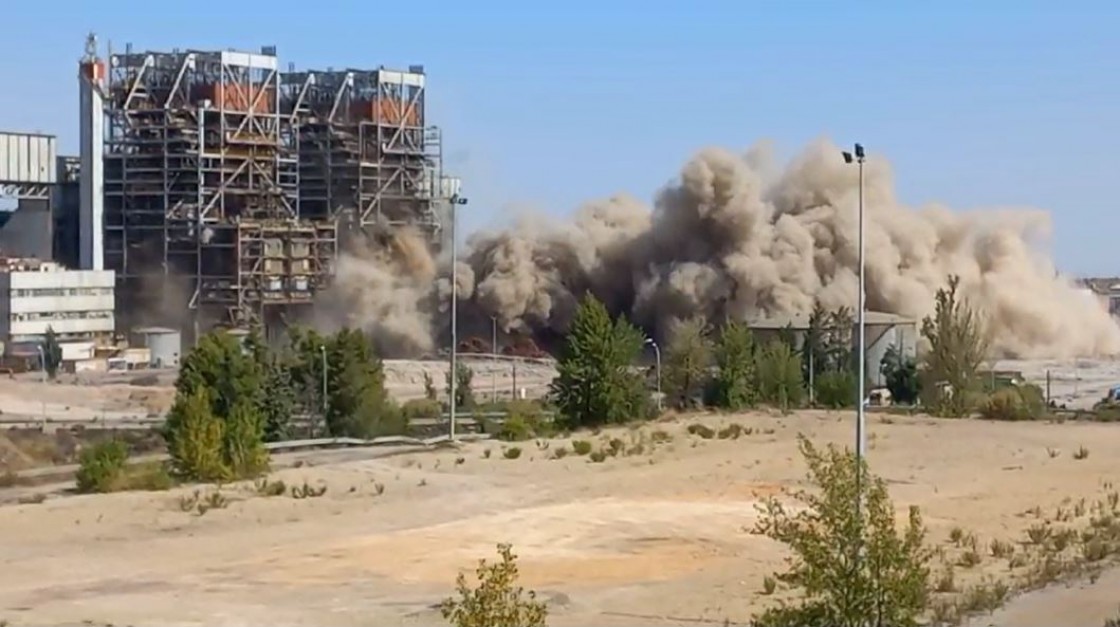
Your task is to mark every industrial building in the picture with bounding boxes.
[748,310,918,387]
[0,258,115,350]
[1,34,462,349]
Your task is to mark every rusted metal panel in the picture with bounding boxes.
[0,131,57,184]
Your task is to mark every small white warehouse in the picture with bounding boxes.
[0,258,115,351]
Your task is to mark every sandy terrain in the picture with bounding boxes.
[2,410,1119,626]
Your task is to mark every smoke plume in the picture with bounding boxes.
[317,138,1120,360]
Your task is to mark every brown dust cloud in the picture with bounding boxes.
[314,138,1120,360]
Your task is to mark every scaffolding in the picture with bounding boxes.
[280,66,443,242]
[103,45,337,330]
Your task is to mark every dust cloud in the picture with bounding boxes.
[315,138,1120,360]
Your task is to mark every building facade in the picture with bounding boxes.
[0,258,115,348]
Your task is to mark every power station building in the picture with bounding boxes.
[0,34,462,349]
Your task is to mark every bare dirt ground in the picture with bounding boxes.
[2,410,1119,626]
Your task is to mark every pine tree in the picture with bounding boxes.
[551,294,646,428]
[165,387,229,482]
[42,326,63,380]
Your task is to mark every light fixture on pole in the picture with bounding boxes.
[841,142,867,471]
[448,188,468,441]
[644,338,662,412]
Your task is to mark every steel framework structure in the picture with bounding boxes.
[280,66,443,242]
[103,46,336,330]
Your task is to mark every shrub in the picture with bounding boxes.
[440,543,548,627]
[75,440,130,494]
[814,370,857,409]
[980,385,1046,421]
[402,398,443,420]
[753,435,932,627]
[589,450,608,463]
[687,423,716,439]
[503,447,523,460]
[756,340,804,411]
[571,440,593,456]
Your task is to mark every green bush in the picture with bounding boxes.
[754,436,932,626]
[402,398,442,420]
[980,385,1046,421]
[756,340,804,411]
[75,440,131,494]
[440,543,548,627]
[815,370,857,409]
[571,440,593,456]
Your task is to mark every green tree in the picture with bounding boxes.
[550,294,647,428]
[920,275,990,417]
[286,326,330,434]
[325,328,403,438]
[176,330,263,419]
[446,362,475,410]
[712,320,757,410]
[663,316,712,410]
[754,435,932,627]
[42,326,63,380]
[440,543,549,627]
[880,345,920,405]
[164,387,230,482]
[223,399,269,476]
[756,340,804,411]
[259,354,297,441]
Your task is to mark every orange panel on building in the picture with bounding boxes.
[349,98,421,126]
[193,83,276,113]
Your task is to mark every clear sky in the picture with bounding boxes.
[1,1,1116,274]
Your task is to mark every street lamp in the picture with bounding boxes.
[644,338,662,412]
[36,344,47,425]
[842,142,867,482]
[319,344,327,438]
[448,191,468,441]
[491,315,498,403]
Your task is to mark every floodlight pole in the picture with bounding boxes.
[843,143,868,515]
[645,338,661,412]
[449,191,468,441]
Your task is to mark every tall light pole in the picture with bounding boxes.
[319,344,327,438]
[490,315,498,403]
[448,190,468,441]
[644,338,662,412]
[36,345,47,425]
[842,143,867,486]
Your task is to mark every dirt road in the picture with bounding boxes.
[2,410,1119,626]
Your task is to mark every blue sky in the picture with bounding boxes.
[1,1,1116,274]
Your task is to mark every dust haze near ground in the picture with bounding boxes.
[317,138,1120,360]
[4,411,1120,627]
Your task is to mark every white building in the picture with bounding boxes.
[0,258,115,349]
